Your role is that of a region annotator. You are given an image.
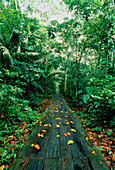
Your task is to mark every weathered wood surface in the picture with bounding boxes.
[10,93,109,170]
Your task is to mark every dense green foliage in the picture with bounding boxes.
[0,0,115,168]
[58,0,115,127]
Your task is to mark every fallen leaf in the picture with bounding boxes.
[67,140,74,145]
[55,117,61,120]
[70,121,73,124]
[66,122,70,124]
[25,108,28,111]
[19,129,24,132]
[65,116,68,117]
[40,121,42,124]
[64,133,67,136]
[39,124,42,126]
[70,129,76,132]
[100,161,102,165]
[67,132,71,136]
[49,124,51,127]
[0,165,5,170]
[34,144,40,150]
[56,125,60,128]
[85,137,89,141]
[42,130,46,133]
[31,144,34,147]
[92,151,95,154]
[57,135,60,137]
[38,133,44,137]
[61,111,63,113]
[24,129,28,133]
[44,124,48,126]
[35,120,39,124]
[65,111,68,113]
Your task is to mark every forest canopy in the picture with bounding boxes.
[0,0,115,169]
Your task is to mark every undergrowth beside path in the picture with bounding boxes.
[0,98,50,170]
[67,99,115,170]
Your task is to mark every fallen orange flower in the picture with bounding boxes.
[67,132,71,136]
[34,144,40,150]
[92,151,95,154]
[25,108,28,111]
[67,140,74,145]
[66,122,70,124]
[44,124,48,126]
[70,129,76,133]
[42,130,46,133]
[85,137,89,141]
[56,125,60,128]
[64,133,67,136]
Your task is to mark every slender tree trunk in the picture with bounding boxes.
[64,67,68,93]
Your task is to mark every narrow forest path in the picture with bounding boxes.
[10,93,109,170]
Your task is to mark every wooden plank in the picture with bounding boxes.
[58,158,74,170]
[60,118,72,158]
[26,159,44,170]
[46,119,60,158]
[44,158,58,170]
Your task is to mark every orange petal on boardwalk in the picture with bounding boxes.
[70,129,76,132]
[38,133,44,137]
[34,144,40,150]
[85,137,89,141]
[55,117,61,120]
[67,132,71,136]
[70,121,73,124]
[42,130,46,133]
[49,124,51,127]
[31,144,34,147]
[61,111,63,113]
[65,116,68,117]
[65,111,68,113]
[64,133,67,136]
[67,140,74,145]
[66,122,70,124]
[39,124,42,126]
[56,125,60,128]
[57,135,60,137]
[44,124,48,126]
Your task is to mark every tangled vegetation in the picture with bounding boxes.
[0,0,114,169]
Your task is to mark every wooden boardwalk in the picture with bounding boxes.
[10,93,109,170]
